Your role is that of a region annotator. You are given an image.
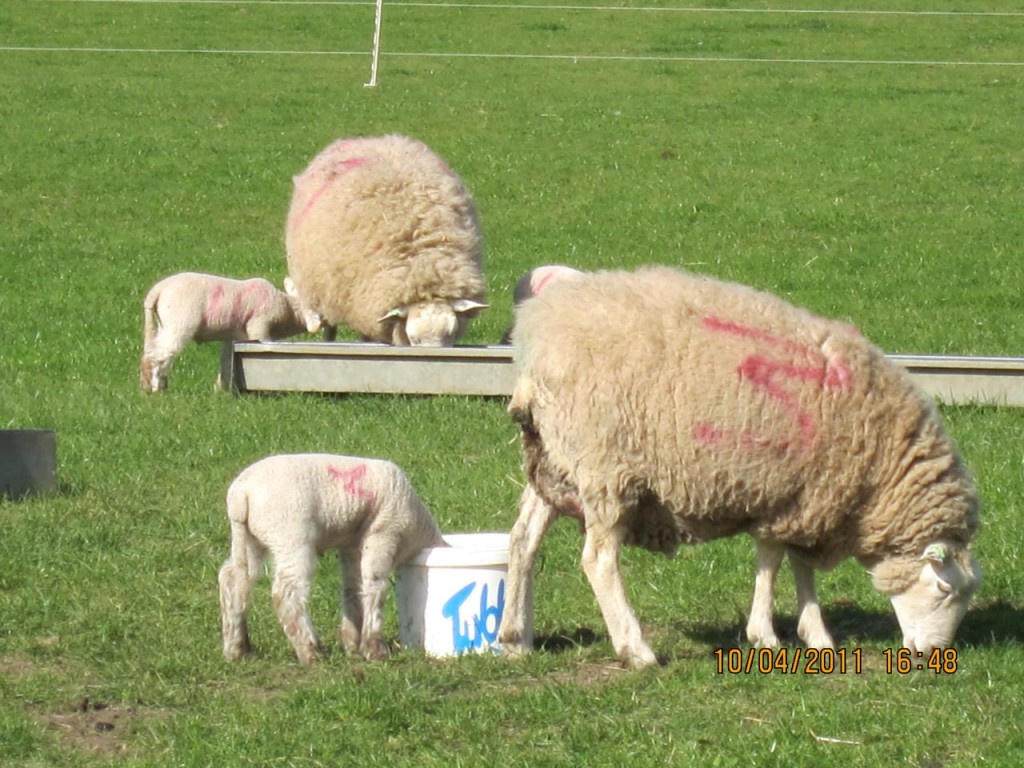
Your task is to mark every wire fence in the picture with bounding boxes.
[3,0,1024,81]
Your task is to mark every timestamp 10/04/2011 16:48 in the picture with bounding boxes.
[713,647,959,675]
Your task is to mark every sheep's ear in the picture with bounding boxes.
[921,543,950,565]
[283,276,299,297]
[451,299,489,315]
[378,306,408,323]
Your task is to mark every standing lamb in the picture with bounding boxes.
[218,454,446,664]
[498,266,981,669]
[140,272,320,392]
[285,134,488,346]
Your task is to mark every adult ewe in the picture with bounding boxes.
[218,454,446,664]
[498,266,981,668]
[285,134,487,346]
[140,272,319,392]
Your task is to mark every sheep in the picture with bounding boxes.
[140,272,321,392]
[500,265,584,344]
[285,134,488,346]
[498,266,981,669]
[218,454,446,664]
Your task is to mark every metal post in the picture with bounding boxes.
[365,0,384,87]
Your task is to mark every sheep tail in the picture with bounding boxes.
[139,284,164,391]
[508,377,536,427]
[142,284,161,346]
[225,482,264,579]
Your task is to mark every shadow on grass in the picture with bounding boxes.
[958,600,1024,646]
[533,599,1024,656]
[534,627,604,653]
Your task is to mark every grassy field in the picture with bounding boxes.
[2,0,1024,765]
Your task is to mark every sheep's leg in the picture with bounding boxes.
[498,485,560,657]
[216,341,234,391]
[791,555,834,649]
[745,539,785,648]
[218,557,254,661]
[356,539,396,661]
[271,551,322,665]
[580,520,658,669]
[337,546,363,655]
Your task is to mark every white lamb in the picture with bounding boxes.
[285,134,488,346]
[499,266,981,668]
[218,454,446,664]
[140,272,320,392]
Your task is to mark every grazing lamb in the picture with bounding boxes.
[500,265,584,344]
[285,134,488,346]
[140,272,320,392]
[218,454,446,664]
[499,266,981,668]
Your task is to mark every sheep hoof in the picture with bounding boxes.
[748,632,781,649]
[496,641,530,660]
[294,644,323,666]
[361,639,389,661]
[621,644,659,670]
[223,642,249,662]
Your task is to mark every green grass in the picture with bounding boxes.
[2,0,1024,765]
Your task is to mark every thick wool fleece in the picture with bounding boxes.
[511,266,978,572]
[285,135,485,341]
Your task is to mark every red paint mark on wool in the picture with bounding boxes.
[288,156,371,233]
[328,464,376,503]
[824,356,852,390]
[742,359,818,441]
[701,316,805,356]
[229,282,269,326]
[692,422,782,452]
[697,314,854,450]
[204,285,227,326]
[692,422,727,446]
[532,269,560,295]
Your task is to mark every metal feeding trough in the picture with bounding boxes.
[223,342,1024,408]
[0,429,58,500]
[222,342,516,397]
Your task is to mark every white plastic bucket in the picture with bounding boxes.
[396,532,518,657]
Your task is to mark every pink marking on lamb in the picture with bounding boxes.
[327,464,376,503]
[229,281,269,326]
[204,284,227,326]
[288,156,371,233]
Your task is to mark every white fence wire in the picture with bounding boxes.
[3,0,1023,85]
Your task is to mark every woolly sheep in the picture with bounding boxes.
[500,265,584,344]
[285,134,488,346]
[499,266,981,668]
[140,272,320,392]
[218,454,446,664]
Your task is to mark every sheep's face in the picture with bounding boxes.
[879,542,981,657]
[379,299,488,347]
